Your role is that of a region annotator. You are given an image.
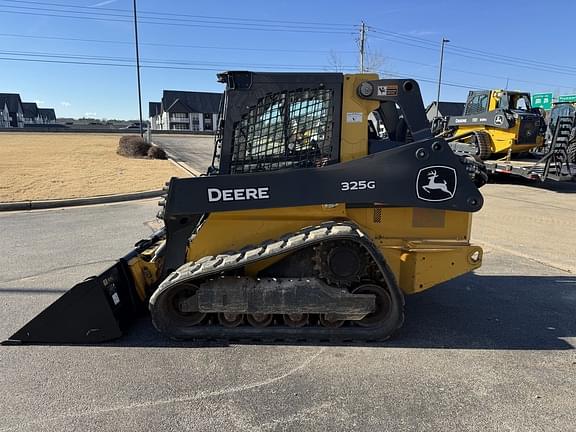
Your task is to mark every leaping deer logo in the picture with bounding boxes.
[422,169,451,195]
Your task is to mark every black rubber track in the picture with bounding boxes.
[149,221,405,343]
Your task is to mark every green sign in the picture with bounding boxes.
[558,94,576,103]
[531,92,553,110]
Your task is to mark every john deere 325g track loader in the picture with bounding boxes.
[6,72,485,345]
[443,89,545,160]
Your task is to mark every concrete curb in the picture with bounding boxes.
[0,189,164,212]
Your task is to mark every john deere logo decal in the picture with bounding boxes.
[416,166,457,202]
[494,114,504,126]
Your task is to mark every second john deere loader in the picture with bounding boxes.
[6,72,485,345]
[443,89,545,160]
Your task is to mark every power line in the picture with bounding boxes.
[383,55,576,90]
[3,2,574,93]
[0,48,362,70]
[5,0,575,77]
[0,4,355,34]
[0,49,486,91]
[368,27,576,77]
[0,0,354,28]
[0,32,357,54]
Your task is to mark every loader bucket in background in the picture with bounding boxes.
[3,259,141,345]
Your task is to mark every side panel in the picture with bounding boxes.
[186,205,347,262]
[186,205,482,295]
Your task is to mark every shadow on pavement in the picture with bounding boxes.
[0,288,68,294]
[4,275,575,350]
[391,274,575,350]
[109,274,576,351]
[490,174,576,193]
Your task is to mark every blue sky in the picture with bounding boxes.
[2,0,576,119]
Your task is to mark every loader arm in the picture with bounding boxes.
[161,137,483,274]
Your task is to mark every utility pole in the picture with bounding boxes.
[505,77,509,90]
[435,37,450,119]
[132,0,144,137]
[359,21,366,73]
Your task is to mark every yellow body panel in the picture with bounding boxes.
[129,73,482,299]
[340,73,379,161]
[183,205,481,295]
[456,124,542,155]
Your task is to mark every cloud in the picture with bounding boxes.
[60,101,71,107]
[85,112,98,117]
[90,0,117,7]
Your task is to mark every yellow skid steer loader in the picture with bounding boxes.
[5,72,485,345]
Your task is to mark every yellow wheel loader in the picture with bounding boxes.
[5,72,486,345]
[443,89,545,160]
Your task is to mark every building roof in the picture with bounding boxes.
[38,108,56,121]
[149,102,161,117]
[22,102,39,118]
[0,93,23,113]
[426,101,465,117]
[161,90,222,114]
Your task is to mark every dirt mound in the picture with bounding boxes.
[117,136,150,158]
[117,136,166,160]
[147,145,167,160]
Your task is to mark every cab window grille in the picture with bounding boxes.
[231,88,334,173]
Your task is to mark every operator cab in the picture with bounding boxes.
[494,91,532,112]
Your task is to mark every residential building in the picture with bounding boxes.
[425,101,465,123]
[149,90,222,131]
[148,102,162,130]
[0,93,24,128]
[22,102,41,124]
[38,108,57,124]
[0,100,9,128]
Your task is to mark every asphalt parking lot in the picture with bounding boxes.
[151,134,214,174]
[1,136,575,431]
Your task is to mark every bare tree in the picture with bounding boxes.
[326,50,344,72]
[364,48,385,73]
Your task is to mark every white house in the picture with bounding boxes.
[22,102,42,124]
[0,93,24,128]
[0,100,9,128]
[38,108,57,124]
[149,90,221,132]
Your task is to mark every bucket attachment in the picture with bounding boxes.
[3,259,141,345]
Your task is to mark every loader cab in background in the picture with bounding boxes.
[464,90,532,114]
[445,88,545,160]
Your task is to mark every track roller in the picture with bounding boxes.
[218,313,244,327]
[247,314,273,328]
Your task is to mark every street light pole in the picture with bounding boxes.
[132,0,144,137]
[435,37,450,119]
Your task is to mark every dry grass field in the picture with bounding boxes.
[0,133,188,202]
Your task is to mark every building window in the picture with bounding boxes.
[191,113,200,131]
[203,113,213,131]
[170,123,189,130]
[170,112,189,121]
